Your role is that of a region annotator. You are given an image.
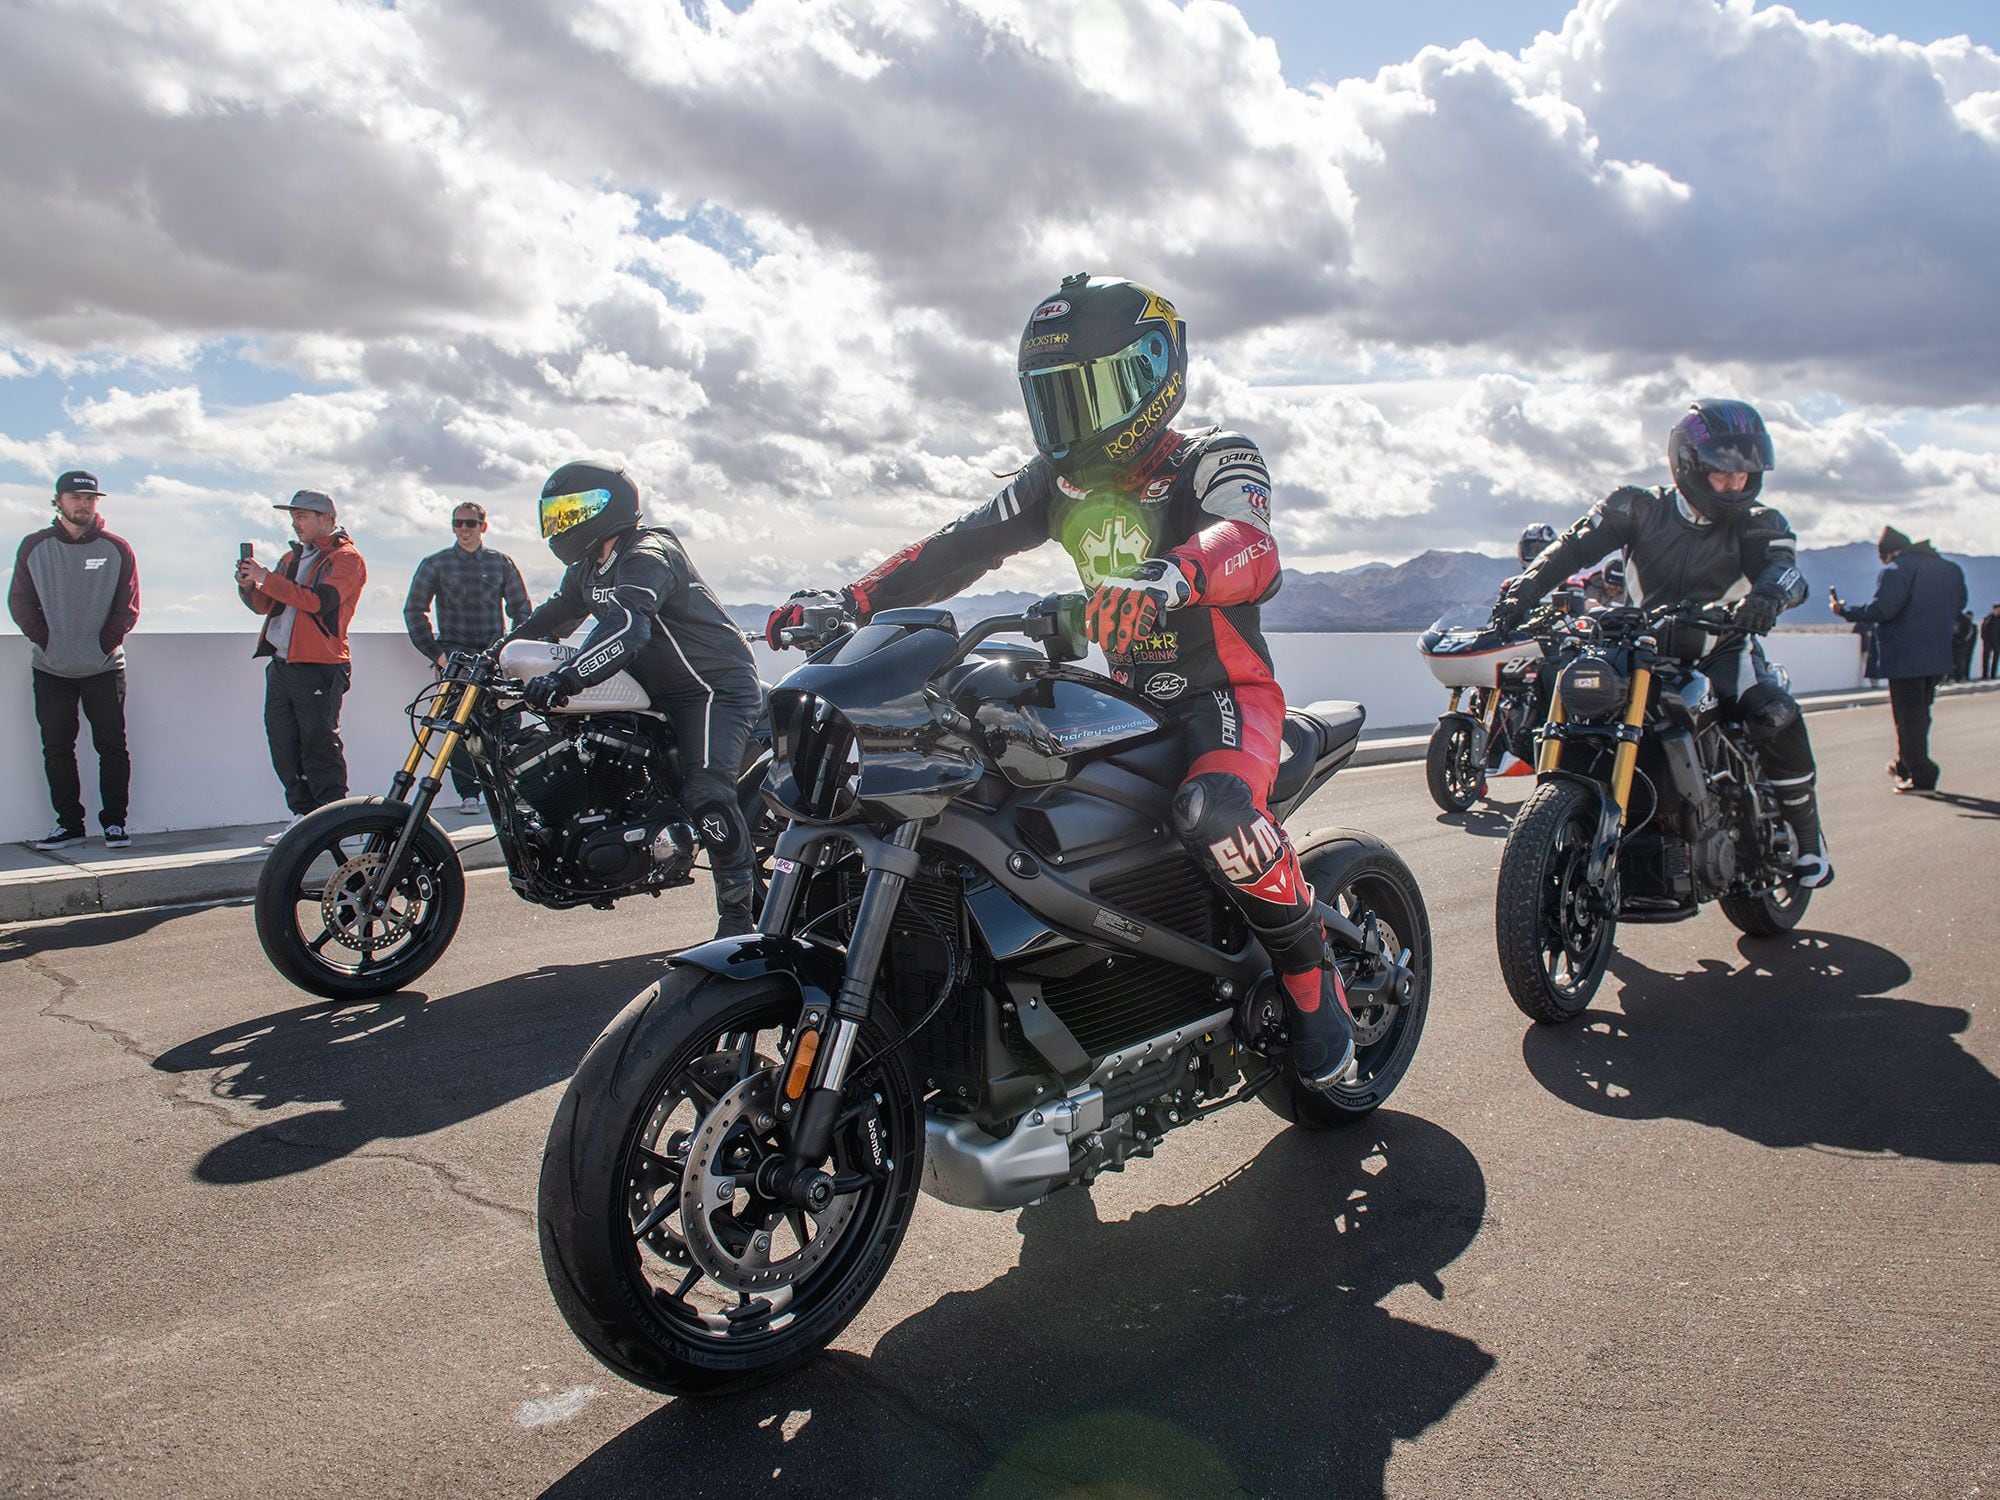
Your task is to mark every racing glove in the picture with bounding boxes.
[522,672,575,712]
[1489,587,1531,635]
[765,589,850,650]
[1733,594,1781,636]
[1084,558,1193,657]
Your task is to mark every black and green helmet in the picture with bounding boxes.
[1016,273,1188,481]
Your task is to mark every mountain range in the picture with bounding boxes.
[728,543,2000,634]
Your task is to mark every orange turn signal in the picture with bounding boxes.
[783,1031,821,1100]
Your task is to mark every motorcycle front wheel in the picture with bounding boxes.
[1261,831,1433,1128]
[1424,717,1486,813]
[1495,779,1616,1023]
[539,966,923,1396]
[252,797,466,1000]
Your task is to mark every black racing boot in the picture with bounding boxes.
[713,880,757,939]
[1279,964,1355,1090]
[1774,775,1834,889]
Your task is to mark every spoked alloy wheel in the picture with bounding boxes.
[1495,779,1615,1023]
[1261,832,1433,1128]
[539,969,922,1396]
[1425,718,1486,813]
[252,798,465,999]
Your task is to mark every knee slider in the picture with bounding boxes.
[1171,771,1259,847]
[1736,683,1800,741]
[684,772,748,857]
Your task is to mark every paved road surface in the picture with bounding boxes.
[3,695,1996,1499]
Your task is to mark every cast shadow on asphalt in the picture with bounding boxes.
[1521,931,2000,1163]
[1918,789,2000,821]
[0,901,216,960]
[543,1114,1493,1500]
[1433,803,1515,839]
[151,952,672,1183]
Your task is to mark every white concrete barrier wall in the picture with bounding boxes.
[0,630,1866,842]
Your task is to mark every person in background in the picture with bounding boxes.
[1980,603,2000,682]
[1853,619,1881,687]
[236,490,368,844]
[1831,525,1967,794]
[1950,609,1976,683]
[403,500,532,814]
[8,470,139,850]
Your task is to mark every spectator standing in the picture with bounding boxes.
[237,490,367,843]
[402,501,531,814]
[1981,604,2000,681]
[7,470,139,850]
[1951,610,1977,683]
[1832,525,1967,794]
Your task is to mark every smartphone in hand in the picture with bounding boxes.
[239,543,254,562]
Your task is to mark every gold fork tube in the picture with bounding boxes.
[1607,667,1653,822]
[424,681,483,782]
[1537,691,1566,774]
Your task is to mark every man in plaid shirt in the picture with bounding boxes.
[403,501,533,813]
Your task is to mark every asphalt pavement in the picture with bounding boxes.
[1,693,1995,1499]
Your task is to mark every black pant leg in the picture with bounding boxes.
[265,662,310,814]
[659,684,761,918]
[77,670,130,827]
[1887,675,1940,789]
[31,669,86,832]
[1983,644,1998,680]
[294,664,350,809]
[436,645,481,796]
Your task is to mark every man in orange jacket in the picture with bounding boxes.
[236,489,367,841]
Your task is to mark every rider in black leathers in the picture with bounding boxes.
[1492,399,1833,888]
[513,462,763,936]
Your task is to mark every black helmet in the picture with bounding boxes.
[1017,273,1187,483]
[1518,523,1557,569]
[540,461,639,566]
[1669,399,1773,519]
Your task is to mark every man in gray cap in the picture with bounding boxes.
[8,470,141,849]
[236,490,368,842]
[1831,525,1967,793]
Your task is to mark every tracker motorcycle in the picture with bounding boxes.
[253,640,773,1000]
[1494,603,1810,1024]
[1417,601,1565,813]
[537,596,1432,1395]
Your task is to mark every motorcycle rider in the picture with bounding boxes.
[512,462,764,936]
[1490,399,1832,888]
[767,274,1355,1088]
[1517,523,1557,572]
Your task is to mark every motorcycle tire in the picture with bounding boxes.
[1261,831,1432,1129]
[1495,779,1615,1024]
[1719,882,1811,938]
[253,797,465,1001]
[1425,718,1486,813]
[539,965,923,1397]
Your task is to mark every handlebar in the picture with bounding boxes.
[931,592,1088,680]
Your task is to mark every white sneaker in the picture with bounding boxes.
[32,825,86,852]
[103,825,131,848]
[263,815,303,847]
[456,796,483,816]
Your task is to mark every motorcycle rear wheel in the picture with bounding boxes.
[252,797,465,1000]
[539,966,923,1396]
[1719,881,1810,937]
[1495,779,1615,1023]
[1425,718,1486,813]
[1261,831,1432,1128]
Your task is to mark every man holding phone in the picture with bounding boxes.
[237,490,367,843]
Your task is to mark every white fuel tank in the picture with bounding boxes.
[497,641,655,715]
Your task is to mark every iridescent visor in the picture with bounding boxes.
[1700,430,1776,472]
[1020,335,1170,456]
[540,487,612,539]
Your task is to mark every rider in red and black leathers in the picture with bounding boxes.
[769,275,1355,1087]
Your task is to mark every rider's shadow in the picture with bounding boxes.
[1435,803,1515,839]
[544,1114,1495,1500]
[152,953,671,1184]
[1522,933,2000,1163]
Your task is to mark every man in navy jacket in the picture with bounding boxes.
[1832,526,1968,792]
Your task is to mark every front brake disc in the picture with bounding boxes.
[319,853,430,951]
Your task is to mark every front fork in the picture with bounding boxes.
[361,675,484,916]
[762,819,925,1208]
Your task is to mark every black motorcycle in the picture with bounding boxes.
[1494,603,1810,1024]
[252,639,773,1000]
[537,597,1432,1395]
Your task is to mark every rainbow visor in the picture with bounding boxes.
[540,487,612,540]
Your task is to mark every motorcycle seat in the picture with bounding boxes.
[1270,700,1366,807]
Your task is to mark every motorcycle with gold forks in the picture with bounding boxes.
[251,640,773,1000]
[537,596,1432,1396]
[1494,602,1811,1024]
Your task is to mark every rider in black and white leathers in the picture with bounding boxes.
[1493,401,1831,887]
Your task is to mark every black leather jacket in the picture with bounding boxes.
[1511,485,1806,619]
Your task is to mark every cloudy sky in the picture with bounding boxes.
[2,0,1997,632]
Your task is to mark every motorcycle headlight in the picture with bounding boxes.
[769,689,861,823]
[1557,651,1629,722]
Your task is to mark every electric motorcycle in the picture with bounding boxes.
[1493,602,1810,1024]
[253,640,773,1000]
[537,596,1432,1395]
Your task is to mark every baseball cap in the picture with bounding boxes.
[275,489,336,515]
[55,470,102,496]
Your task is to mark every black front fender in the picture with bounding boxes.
[1535,769,1625,892]
[670,932,844,1015]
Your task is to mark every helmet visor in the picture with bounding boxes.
[1694,428,1775,473]
[1020,333,1171,457]
[540,487,612,541]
